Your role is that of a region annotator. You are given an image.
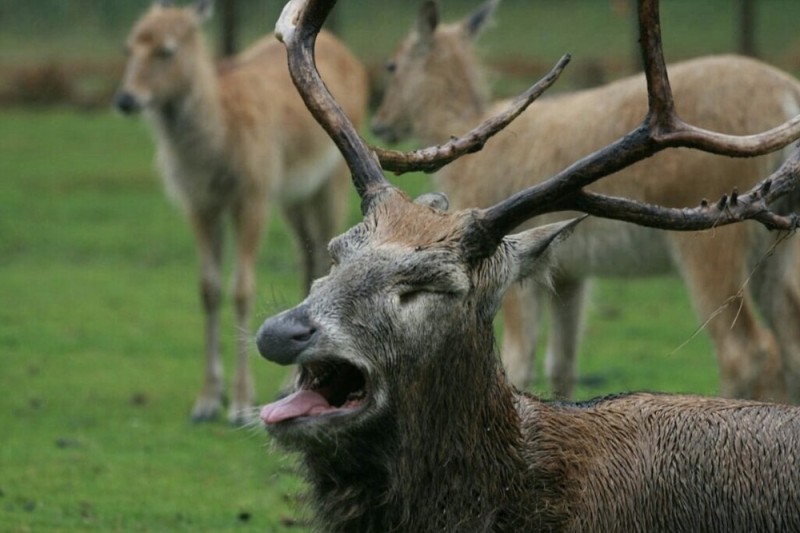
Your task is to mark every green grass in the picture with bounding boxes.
[0,109,306,531]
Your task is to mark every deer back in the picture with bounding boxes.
[518,392,800,531]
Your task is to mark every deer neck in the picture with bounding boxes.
[303,323,533,531]
[149,50,226,158]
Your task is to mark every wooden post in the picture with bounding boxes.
[219,0,238,57]
[738,0,757,57]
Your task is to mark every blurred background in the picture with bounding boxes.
[3,0,799,108]
[2,0,799,531]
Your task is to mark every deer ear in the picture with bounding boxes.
[505,217,585,283]
[463,0,499,39]
[417,1,439,41]
[195,0,213,21]
[414,192,449,211]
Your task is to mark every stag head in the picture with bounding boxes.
[258,186,578,449]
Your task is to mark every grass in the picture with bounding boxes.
[0,1,780,529]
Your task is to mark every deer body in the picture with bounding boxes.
[372,2,800,402]
[115,1,368,423]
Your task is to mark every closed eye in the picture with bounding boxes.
[398,289,426,306]
[398,286,458,306]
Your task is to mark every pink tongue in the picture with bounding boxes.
[260,389,332,424]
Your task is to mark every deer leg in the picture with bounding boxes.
[228,199,268,425]
[306,164,349,284]
[500,282,541,391]
[189,210,225,422]
[544,277,587,399]
[284,166,348,294]
[670,230,783,401]
[282,203,315,294]
[752,237,800,403]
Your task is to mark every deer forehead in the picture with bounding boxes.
[346,195,470,249]
[327,196,476,286]
[131,8,197,49]
[402,21,470,64]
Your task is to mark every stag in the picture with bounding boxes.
[257,0,800,530]
[114,0,368,423]
[371,0,800,402]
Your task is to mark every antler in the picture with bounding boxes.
[463,0,800,257]
[277,0,389,209]
[373,54,572,175]
[277,0,571,206]
[280,0,800,260]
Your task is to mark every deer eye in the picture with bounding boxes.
[397,284,456,306]
[398,288,427,306]
[385,61,397,74]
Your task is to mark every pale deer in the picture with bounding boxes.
[371,0,800,403]
[255,0,800,530]
[114,0,368,424]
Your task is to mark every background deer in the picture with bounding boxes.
[255,0,800,530]
[114,0,368,424]
[371,0,800,403]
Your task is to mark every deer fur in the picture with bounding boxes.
[257,189,800,532]
[114,0,368,423]
[371,0,800,403]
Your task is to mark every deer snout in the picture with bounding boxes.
[113,90,143,115]
[370,117,399,144]
[256,304,319,365]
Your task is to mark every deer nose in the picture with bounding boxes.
[370,118,398,144]
[114,91,141,114]
[256,304,318,365]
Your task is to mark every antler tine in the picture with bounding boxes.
[374,54,572,175]
[462,0,800,260]
[568,146,800,231]
[276,0,389,208]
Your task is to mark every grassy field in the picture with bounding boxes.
[0,0,785,530]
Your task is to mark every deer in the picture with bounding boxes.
[254,0,800,530]
[371,0,800,404]
[113,0,368,425]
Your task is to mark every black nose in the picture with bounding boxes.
[256,304,318,365]
[369,120,397,144]
[114,91,141,114]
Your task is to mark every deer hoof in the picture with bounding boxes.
[190,395,224,423]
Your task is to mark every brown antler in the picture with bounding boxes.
[463,0,800,257]
[277,0,388,208]
[281,0,800,260]
[373,54,572,175]
[277,0,571,201]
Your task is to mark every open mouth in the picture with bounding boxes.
[260,359,369,425]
